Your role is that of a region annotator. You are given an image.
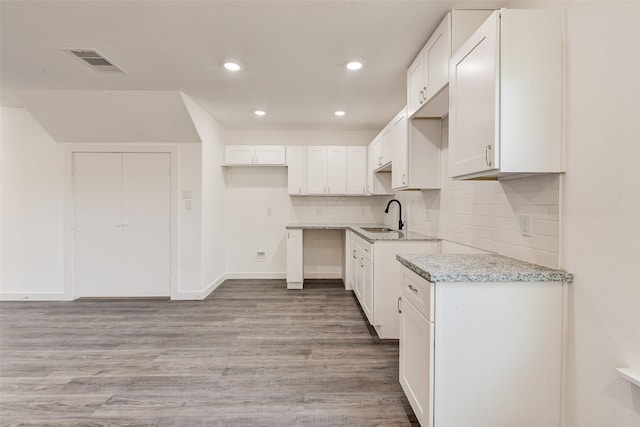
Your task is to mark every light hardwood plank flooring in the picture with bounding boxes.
[0,279,418,426]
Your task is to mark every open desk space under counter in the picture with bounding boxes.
[285,224,440,339]
[396,253,573,427]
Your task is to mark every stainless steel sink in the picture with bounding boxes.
[361,227,396,233]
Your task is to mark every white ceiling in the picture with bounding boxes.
[0,0,505,132]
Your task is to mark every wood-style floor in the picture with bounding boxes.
[0,280,418,426]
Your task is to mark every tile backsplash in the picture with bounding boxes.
[290,196,389,224]
[389,119,561,269]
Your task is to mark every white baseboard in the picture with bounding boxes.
[0,292,70,301]
[171,273,227,300]
[304,272,343,279]
[224,272,286,280]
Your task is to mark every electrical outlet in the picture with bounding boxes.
[266,208,272,216]
[519,214,532,237]
[256,251,266,262]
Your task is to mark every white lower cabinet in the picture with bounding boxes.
[398,265,565,427]
[286,229,303,289]
[399,293,434,427]
[351,233,374,323]
[347,232,439,339]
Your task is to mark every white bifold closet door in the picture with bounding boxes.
[73,152,171,298]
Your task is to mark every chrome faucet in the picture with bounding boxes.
[385,199,404,231]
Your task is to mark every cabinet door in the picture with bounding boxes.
[346,146,367,195]
[224,146,255,165]
[255,146,285,165]
[391,110,409,189]
[399,297,434,427]
[367,141,375,194]
[361,257,374,323]
[306,146,327,195]
[424,13,451,101]
[286,229,303,287]
[371,136,383,169]
[326,146,347,194]
[354,254,363,301]
[449,12,499,178]
[286,146,306,195]
[349,241,358,293]
[406,51,425,117]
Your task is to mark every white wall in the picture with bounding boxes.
[560,2,640,426]
[182,95,227,294]
[223,128,388,278]
[0,107,66,298]
[390,118,561,268]
[225,129,375,147]
[0,105,213,300]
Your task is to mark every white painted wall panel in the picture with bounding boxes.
[0,107,65,298]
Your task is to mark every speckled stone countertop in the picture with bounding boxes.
[397,253,573,283]
[285,224,440,243]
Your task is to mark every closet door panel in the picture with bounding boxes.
[121,153,171,297]
[73,153,123,297]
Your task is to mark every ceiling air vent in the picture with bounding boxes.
[63,48,126,73]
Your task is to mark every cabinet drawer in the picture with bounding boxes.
[402,267,434,321]
[352,233,373,262]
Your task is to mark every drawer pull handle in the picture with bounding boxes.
[408,284,418,293]
[397,297,402,314]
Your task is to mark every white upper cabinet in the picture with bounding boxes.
[223,145,286,166]
[407,53,426,118]
[286,146,307,195]
[306,146,363,196]
[449,9,564,179]
[393,113,441,191]
[346,146,367,196]
[407,10,492,119]
[306,146,329,195]
[326,146,347,195]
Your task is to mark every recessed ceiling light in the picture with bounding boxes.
[334,111,346,116]
[254,110,266,116]
[346,61,363,71]
[223,60,243,71]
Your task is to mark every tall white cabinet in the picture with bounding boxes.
[73,152,171,298]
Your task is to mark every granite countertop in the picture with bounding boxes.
[397,253,573,283]
[286,223,440,243]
